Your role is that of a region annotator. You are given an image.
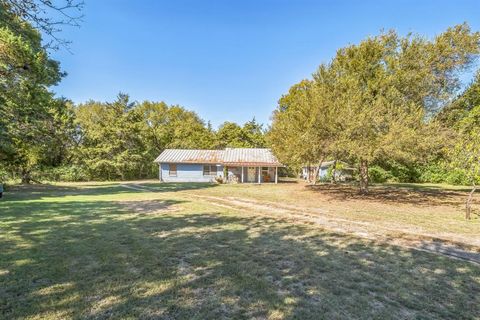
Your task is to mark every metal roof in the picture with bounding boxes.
[154,148,283,166]
[154,149,224,164]
[222,148,282,167]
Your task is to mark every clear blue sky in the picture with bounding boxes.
[52,0,480,128]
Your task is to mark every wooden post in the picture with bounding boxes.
[241,166,244,183]
[275,167,278,184]
[258,167,261,184]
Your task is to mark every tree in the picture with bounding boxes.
[73,96,217,180]
[271,24,480,192]
[74,94,147,180]
[216,118,266,148]
[0,3,70,183]
[450,105,480,219]
[2,0,84,49]
[269,70,346,184]
[438,69,480,127]
[332,26,480,192]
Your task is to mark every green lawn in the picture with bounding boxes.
[0,182,479,319]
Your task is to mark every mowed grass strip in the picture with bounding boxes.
[0,182,479,319]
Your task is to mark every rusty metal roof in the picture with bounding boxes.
[154,149,224,164]
[222,148,282,167]
[154,148,283,166]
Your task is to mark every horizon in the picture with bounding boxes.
[52,0,480,128]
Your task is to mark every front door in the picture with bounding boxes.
[247,167,256,182]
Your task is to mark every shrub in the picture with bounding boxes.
[0,167,8,183]
[445,168,469,185]
[35,166,90,182]
[418,164,448,183]
[369,166,393,183]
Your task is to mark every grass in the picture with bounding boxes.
[172,180,480,243]
[0,182,479,319]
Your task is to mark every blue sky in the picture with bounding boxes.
[52,0,480,128]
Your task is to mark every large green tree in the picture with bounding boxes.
[269,75,341,184]
[0,2,72,183]
[271,24,480,192]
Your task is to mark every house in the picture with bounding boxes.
[301,160,354,182]
[154,148,283,183]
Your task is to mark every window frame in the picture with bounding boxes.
[203,164,218,176]
[169,164,177,177]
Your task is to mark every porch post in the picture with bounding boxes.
[258,167,261,184]
[159,164,162,182]
[275,166,278,184]
[241,166,244,183]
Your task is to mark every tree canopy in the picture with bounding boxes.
[269,24,480,192]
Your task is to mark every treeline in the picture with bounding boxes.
[48,95,266,181]
[0,1,268,183]
[2,93,267,182]
[268,24,480,197]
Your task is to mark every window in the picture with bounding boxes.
[203,165,217,176]
[169,164,177,176]
[262,167,269,174]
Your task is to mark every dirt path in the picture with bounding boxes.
[121,184,480,265]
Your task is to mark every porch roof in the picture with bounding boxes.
[222,148,283,167]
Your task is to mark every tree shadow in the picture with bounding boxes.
[1,199,479,319]
[306,183,477,207]
[1,182,216,202]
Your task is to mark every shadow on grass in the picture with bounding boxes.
[1,182,216,202]
[306,183,477,207]
[1,197,479,318]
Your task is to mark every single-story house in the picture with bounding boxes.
[301,160,354,181]
[154,148,283,183]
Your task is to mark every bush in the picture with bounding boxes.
[418,164,448,183]
[418,163,470,185]
[369,166,393,183]
[35,165,90,182]
[0,167,8,183]
[445,168,469,185]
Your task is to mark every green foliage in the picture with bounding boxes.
[369,166,394,183]
[0,3,72,183]
[0,167,8,183]
[216,118,266,148]
[418,164,449,184]
[448,104,480,186]
[34,165,89,182]
[270,24,480,191]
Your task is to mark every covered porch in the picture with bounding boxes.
[226,166,279,184]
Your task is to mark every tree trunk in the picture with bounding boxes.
[330,159,337,184]
[466,184,476,220]
[359,160,369,194]
[306,163,312,183]
[312,157,325,186]
[21,169,31,184]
